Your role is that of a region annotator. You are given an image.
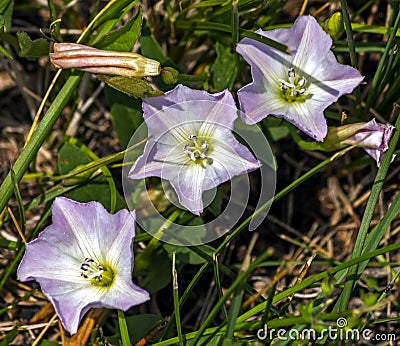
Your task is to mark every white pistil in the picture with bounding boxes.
[184,135,209,162]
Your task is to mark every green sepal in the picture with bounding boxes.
[291,123,368,152]
[98,75,164,98]
[161,67,179,84]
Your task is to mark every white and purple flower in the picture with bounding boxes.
[128,84,260,215]
[236,15,363,141]
[17,197,149,335]
[339,119,394,166]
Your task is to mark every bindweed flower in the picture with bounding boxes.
[50,43,161,77]
[323,119,394,166]
[17,197,149,335]
[236,15,363,141]
[128,84,261,215]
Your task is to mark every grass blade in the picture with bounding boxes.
[118,310,131,346]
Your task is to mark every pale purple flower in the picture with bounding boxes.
[128,84,260,215]
[236,15,363,141]
[17,197,149,335]
[342,119,394,166]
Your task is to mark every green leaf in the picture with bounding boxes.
[140,248,173,293]
[206,185,225,217]
[126,314,164,343]
[187,0,226,9]
[81,0,139,43]
[0,0,13,32]
[0,42,12,58]
[163,243,215,265]
[94,7,142,51]
[360,290,377,306]
[57,141,125,211]
[16,31,49,58]
[98,75,164,99]
[140,21,174,66]
[105,85,144,148]
[210,42,237,92]
[263,118,290,141]
[0,324,18,346]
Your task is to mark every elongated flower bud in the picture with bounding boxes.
[50,43,161,77]
[321,119,394,166]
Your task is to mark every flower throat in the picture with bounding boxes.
[183,135,213,166]
[80,257,115,287]
[278,68,308,102]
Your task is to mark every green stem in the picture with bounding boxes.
[177,71,208,83]
[215,146,352,256]
[236,241,400,324]
[118,310,131,346]
[0,72,83,214]
[172,252,183,345]
[155,241,400,346]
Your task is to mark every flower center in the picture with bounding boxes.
[183,135,210,164]
[278,67,308,102]
[80,257,114,287]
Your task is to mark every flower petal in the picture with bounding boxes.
[38,278,104,334]
[17,236,84,283]
[169,163,206,215]
[101,276,150,310]
[290,101,328,142]
[51,197,100,261]
[238,81,286,124]
[142,85,237,136]
[308,51,363,105]
[202,127,261,190]
[290,16,333,74]
[346,119,394,166]
[236,36,286,90]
